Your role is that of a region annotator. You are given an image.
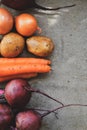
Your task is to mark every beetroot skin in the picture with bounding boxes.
[0,104,13,130]
[4,79,32,108]
[16,110,41,130]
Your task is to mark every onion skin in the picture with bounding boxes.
[4,79,32,108]
[0,104,13,130]
[15,13,38,37]
[0,8,14,35]
[16,110,41,130]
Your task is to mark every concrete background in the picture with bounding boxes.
[0,0,87,130]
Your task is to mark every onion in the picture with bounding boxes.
[15,13,41,37]
[0,8,14,35]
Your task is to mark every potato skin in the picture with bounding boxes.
[26,36,54,57]
[0,32,25,58]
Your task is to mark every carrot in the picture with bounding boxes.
[0,64,51,77]
[0,73,38,82]
[0,58,51,65]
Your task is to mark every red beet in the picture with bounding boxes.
[0,0,76,11]
[0,104,13,130]
[16,110,41,130]
[15,102,87,130]
[1,0,35,10]
[0,79,64,108]
[4,79,32,108]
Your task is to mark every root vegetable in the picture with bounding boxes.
[0,64,50,76]
[0,58,51,77]
[15,102,87,130]
[15,13,41,37]
[0,73,38,82]
[0,58,51,65]
[1,0,35,10]
[16,110,41,130]
[0,104,13,130]
[1,0,76,11]
[0,79,64,108]
[0,33,25,58]
[0,8,14,35]
[4,79,32,108]
[26,36,54,57]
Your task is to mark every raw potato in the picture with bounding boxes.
[0,32,25,58]
[26,36,54,57]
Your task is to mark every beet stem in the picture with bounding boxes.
[41,104,87,118]
[33,89,64,106]
[34,2,76,10]
[30,108,50,112]
[31,108,59,119]
[25,86,64,106]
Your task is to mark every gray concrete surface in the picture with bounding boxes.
[0,0,87,130]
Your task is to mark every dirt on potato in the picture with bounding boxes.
[0,32,25,58]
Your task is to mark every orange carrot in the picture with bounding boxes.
[0,58,51,65]
[0,73,38,82]
[0,64,51,77]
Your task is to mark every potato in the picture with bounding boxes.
[0,32,25,57]
[26,36,54,57]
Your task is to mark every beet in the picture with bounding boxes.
[16,110,41,130]
[0,104,13,130]
[4,79,32,108]
[0,79,64,108]
[1,0,35,10]
[0,81,86,130]
[15,102,87,130]
[0,0,76,11]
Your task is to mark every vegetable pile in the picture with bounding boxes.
[1,0,76,11]
[0,79,64,130]
[0,8,40,37]
[0,7,56,130]
[0,58,51,82]
[0,7,54,81]
[0,79,87,130]
[0,6,86,130]
[0,8,54,58]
